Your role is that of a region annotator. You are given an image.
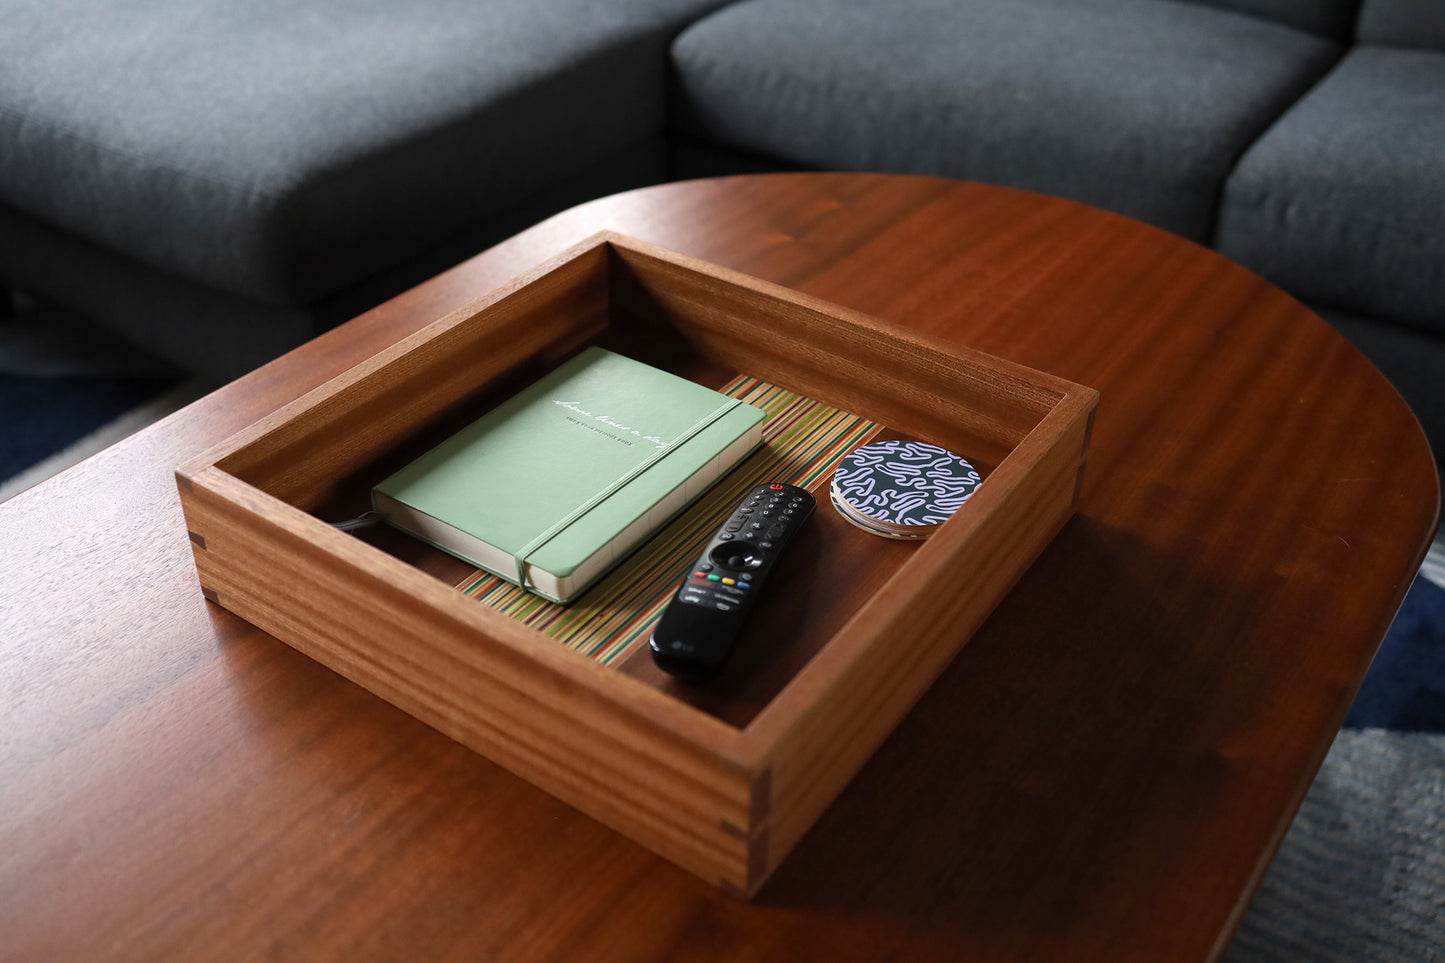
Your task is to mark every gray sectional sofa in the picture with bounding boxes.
[2,0,1441,459]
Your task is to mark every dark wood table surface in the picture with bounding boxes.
[2,173,1438,962]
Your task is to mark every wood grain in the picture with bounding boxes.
[1,173,1438,961]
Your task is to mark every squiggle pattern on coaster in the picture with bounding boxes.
[833,440,980,526]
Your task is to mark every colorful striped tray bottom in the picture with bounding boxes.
[456,377,880,665]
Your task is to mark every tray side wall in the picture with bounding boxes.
[608,240,1067,466]
[176,467,762,892]
[744,391,1098,891]
[214,238,613,508]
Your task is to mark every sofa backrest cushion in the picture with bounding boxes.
[1215,44,1445,334]
[1186,0,1359,38]
[1357,0,1445,49]
[0,0,732,307]
[672,0,1345,243]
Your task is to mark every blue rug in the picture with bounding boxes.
[1226,565,1445,963]
[1,305,189,495]
[0,371,179,482]
[1346,574,1445,734]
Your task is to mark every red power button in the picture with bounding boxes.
[769,483,784,490]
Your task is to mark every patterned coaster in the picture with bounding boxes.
[830,439,980,538]
[828,485,932,540]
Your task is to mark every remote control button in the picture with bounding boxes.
[709,541,767,569]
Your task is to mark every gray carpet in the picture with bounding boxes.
[1227,536,1445,962]
[1228,728,1445,961]
[0,303,208,502]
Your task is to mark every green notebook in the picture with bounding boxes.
[372,347,766,603]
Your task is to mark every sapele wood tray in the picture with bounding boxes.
[176,233,1098,896]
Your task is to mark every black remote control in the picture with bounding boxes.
[650,483,815,681]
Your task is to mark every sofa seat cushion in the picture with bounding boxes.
[0,0,726,305]
[1189,0,1361,40]
[1215,46,1445,333]
[671,0,1342,241]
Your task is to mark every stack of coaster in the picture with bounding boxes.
[830,439,981,540]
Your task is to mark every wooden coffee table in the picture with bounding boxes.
[1,173,1437,962]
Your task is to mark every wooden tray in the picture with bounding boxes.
[175,233,1098,896]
